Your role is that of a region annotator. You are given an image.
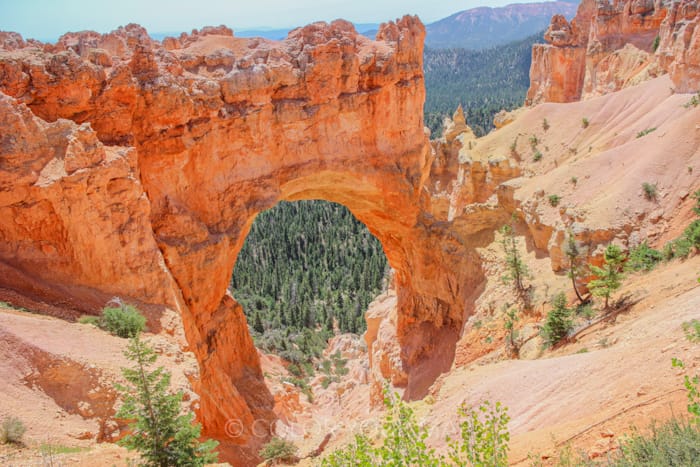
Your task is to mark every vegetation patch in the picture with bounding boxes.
[636,127,657,138]
[642,182,657,200]
[548,194,561,207]
[232,200,388,382]
[0,416,26,444]
[322,391,510,466]
[589,244,625,310]
[541,293,574,347]
[259,437,298,464]
[662,190,700,260]
[625,241,663,272]
[683,91,700,108]
[116,335,218,466]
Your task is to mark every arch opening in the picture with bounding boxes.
[230,199,390,361]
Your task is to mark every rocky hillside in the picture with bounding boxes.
[425,2,577,49]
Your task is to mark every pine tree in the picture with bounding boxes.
[253,312,264,334]
[541,292,573,346]
[116,335,218,467]
[500,224,528,295]
[503,307,520,357]
[564,232,586,304]
[588,244,625,310]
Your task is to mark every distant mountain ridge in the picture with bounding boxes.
[425,1,578,49]
[150,23,380,42]
[149,3,576,47]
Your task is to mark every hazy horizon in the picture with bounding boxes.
[1,0,569,42]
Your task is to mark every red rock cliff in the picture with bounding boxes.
[527,0,700,104]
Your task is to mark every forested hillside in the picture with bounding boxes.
[231,201,388,364]
[424,31,544,136]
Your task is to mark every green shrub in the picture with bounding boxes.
[672,319,700,425]
[684,92,700,109]
[510,137,518,157]
[101,303,146,338]
[664,236,694,260]
[529,134,539,148]
[447,401,510,467]
[652,35,660,52]
[39,444,86,455]
[549,418,700,466]
[78,315,100,326]
[542,118,550,132]
[533,151,543,162]
[683,219,700,249]
[663,195,700,259]
[636,127,657,138]
[642,182,657,200]
[611,419,700,466]
[625,241,663,272]
[331,351,349,377]
[320,359,332,375]
[259,437,298,464]
[287,363,302,378]
[581,117,589,129]
[548,194,561,207]
[541,293,574,346]
[1,416,26,444]
[321,377,333,389]
[683,319,700,343]
[322,390,510,467]
[575,303,596,320]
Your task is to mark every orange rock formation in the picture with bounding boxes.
[527,0,700,104]
[0,18,513,464]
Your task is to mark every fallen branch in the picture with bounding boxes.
[568,296,639,343]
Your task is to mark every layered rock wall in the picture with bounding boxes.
[527,0,700,104]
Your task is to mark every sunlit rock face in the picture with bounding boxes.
[527,0,700,104]
[0,17,519,465]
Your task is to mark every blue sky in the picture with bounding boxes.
[1,0,553,41]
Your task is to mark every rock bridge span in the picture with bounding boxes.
[0,18,496,464]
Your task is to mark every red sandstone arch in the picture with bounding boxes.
[0,19,485,464]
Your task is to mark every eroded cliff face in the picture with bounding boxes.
[527,0,700,104]
[0,18,514,465]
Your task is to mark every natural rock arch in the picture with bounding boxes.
[0,18,496,464]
